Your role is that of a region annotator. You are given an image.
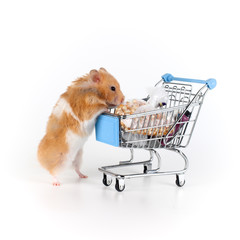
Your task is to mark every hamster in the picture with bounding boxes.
[38,68,125,186]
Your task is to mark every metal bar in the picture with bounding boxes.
[121,102,200,119]
[99,148,189,180]
[145,149,161,173]
[99,159,152,171]
[119,149,134,164]
[183,99,205,147]
[163,84,208,145]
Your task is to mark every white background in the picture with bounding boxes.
[0,0,239,239]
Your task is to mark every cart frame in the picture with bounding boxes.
[96,74,216,191]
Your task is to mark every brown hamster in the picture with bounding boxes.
[38,68,125,186]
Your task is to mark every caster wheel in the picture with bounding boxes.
[175,175,185,187]
[115,178,125,192]
[102,174,112,186]
[143,166,148,174]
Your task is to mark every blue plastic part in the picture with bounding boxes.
[95,114,120,147]
[162,73,174,82]
[162,73,217,90]
[206,78,217,90]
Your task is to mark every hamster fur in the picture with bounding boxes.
[38,68,124,186]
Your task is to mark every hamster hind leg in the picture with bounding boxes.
[72,149,88,178]
[49,153,65,186]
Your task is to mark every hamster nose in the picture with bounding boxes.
[121,96,125,104]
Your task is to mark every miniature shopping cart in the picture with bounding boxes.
[95,73,216,192]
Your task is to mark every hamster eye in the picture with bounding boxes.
[111,86,116,91]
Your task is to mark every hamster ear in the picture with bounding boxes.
[89,69,101,83]
[99,67,107,72]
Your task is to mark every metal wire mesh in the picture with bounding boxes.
[118,82,205,149]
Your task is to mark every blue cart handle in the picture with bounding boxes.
[162,73,217,90]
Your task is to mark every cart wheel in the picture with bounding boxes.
[115,178,125,192]
[102,174,112,186]
[175,174,185,187]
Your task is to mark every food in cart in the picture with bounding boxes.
[115,99,176,137]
